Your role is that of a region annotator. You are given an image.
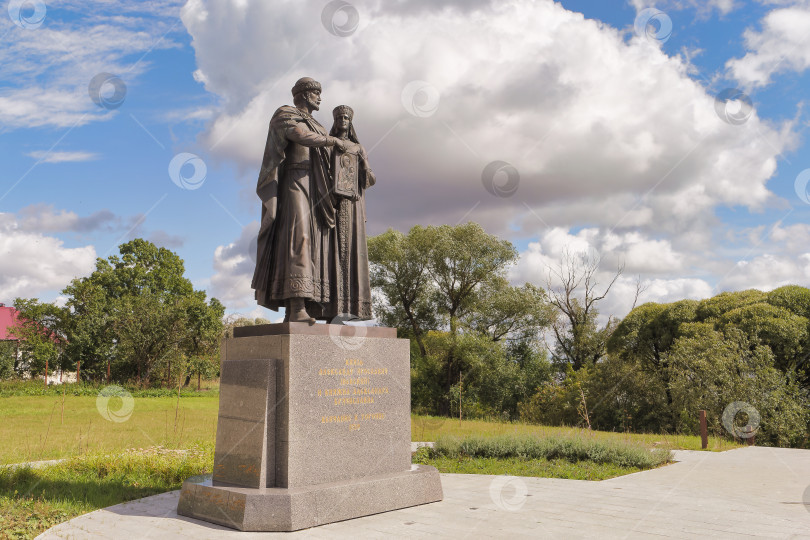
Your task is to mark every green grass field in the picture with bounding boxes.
[0,391,744,539]
[0,391,741,465]
[0,394,219,465]
[411,415,742,452]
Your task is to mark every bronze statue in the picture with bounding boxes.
[329,105,375,321]
[251,77,350,323]
[251,78,374,323]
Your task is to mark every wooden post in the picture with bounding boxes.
[699,410,708,449]
[198,372,201,392]
[458,371,462,424]
[45,357,48,386]
[77,359,81,384]
[106,360,110,383]
[744,426,756,446]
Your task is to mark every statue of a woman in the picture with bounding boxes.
[328,105,375,320]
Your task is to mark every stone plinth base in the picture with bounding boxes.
[177,465,442,532]
[177,322,442,531]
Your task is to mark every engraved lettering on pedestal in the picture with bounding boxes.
[317,357,391,430]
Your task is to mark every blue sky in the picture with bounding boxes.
[1,0,809,320]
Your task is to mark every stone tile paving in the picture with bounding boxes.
[37,447,810,539]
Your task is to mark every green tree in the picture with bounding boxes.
[717,303,808,372]
[0,341,18,379]
[222,315,271,339]
[61,280,114,381]
[11,298,67,377]
[504,339,554,412]
[586,353,668,433]
[766,285,810,319]
[518,365,594,427]
[370,223,550,416]
[368,226,438,357]
[468,279,554,342]
[694,289,767,321]
[607,300,698,430]
[423,223,518,414]
[415,330,551,420]
[689,288,810,388]
[667,325,808,446]
[604,290,810,446]
[60,239,224,386]
[425,223,517,335]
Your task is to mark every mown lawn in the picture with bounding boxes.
[410,415,743,452]
[0,395,744,539]
[0,394,741,465]
[0,394,219,465]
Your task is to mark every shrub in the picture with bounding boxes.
[432,434,672,470]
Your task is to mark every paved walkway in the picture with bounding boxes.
[38,447,810,539]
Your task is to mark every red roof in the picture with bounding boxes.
[0,305,21,341]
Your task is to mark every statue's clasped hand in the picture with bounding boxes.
[332,138,360,154]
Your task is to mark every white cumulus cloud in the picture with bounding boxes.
[726,4,810,88]
[209,221,260,311]
[0,214,96,301]
[184,0,805,316]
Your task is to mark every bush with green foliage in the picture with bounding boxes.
[412,331,553,421]
[431,434,672,469]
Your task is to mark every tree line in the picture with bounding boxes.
[369,223,809,447]
[3,225,808,446]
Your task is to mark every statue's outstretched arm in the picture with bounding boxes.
[285,125,339,148]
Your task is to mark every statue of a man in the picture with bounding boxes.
[251,77,350,323]
[329,105,375,320]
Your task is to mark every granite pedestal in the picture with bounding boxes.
[177,322,443,531]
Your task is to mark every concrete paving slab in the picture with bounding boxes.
[37,446,810,539]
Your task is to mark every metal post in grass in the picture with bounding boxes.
[699,410,708,449]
